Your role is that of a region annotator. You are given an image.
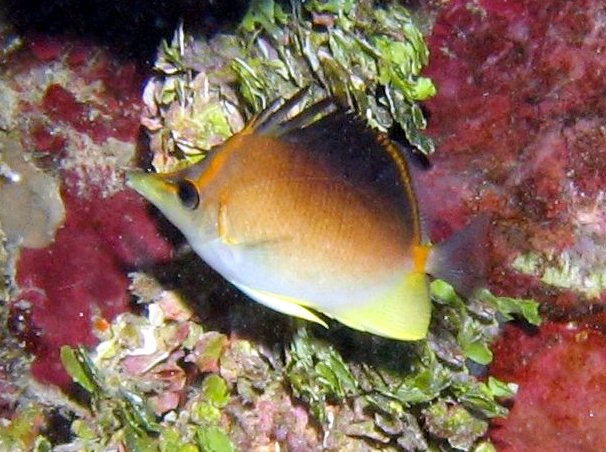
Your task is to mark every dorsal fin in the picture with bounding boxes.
[239,88,423,246]
[267,98,336,137]
[245,87,337,137]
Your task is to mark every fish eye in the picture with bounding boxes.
[176,179,200,210]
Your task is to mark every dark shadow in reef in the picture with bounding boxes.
[312,321,421,374]
[40,407,75,447]
[0,0,249,63]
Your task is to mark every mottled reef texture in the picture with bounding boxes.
[5,37,173,387]
[422,0,606,309]
[422,0,606,449]
[3,0,606,449]
[490,322,606,451]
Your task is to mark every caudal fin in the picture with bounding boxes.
[426,214,491,297]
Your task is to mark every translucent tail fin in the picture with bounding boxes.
[426,214,491,297]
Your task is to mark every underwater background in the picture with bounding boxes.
[0,0,604,450]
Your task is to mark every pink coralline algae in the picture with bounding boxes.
[9,37,173,388]
[14,187,173,387]
[490,323,606,451]
[421,0,606,307]
[423,0,606,448]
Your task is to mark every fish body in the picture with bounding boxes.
[127,91,480,340]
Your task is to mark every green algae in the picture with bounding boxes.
[477,289,541,326]
[513,250,606,299]
[31,277,536,451]
[144,0,436,173]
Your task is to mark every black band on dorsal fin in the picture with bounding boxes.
[267,98,337,137]
[245,87,337,137]
[245,87,311,134]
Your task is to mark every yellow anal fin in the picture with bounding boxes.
[232,282,329,328]
[330,272,431,341]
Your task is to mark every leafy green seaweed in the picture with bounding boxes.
[477,288,542,326]
[46,277,538,451]
[147,0,436,175]
[281,281,537,449]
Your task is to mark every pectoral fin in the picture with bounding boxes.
[232,282,328,328]
[329,272,431,341]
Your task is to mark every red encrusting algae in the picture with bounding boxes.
[422,0,606,305]
[423,0,606,447]
[8,36,173,387]
[13,183,173,389]
[490,323,606,451]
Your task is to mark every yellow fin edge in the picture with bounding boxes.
[231,282,329,328]
[232,272,431,341]
[329,272,431,341]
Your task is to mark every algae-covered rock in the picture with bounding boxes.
[143,0,436,173]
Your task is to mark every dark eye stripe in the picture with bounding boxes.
[176,179,200,210]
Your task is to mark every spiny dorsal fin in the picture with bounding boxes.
[245,87,337,137]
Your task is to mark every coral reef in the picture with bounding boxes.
[422,0,606,449]
[2,36,173,388]
[0,2,536,450]
[143,0,436,174]
[52,276,522,450]
[422,0,606,308]
[14,188,173,387]
[9,0,606,449]
[490,323,606,451]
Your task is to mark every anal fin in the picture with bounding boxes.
[232,282,328,328]
[329,272,431,341]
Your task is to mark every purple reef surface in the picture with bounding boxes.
[421,0,606,449]
[7,36,173,387]
[490,322,606,451]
